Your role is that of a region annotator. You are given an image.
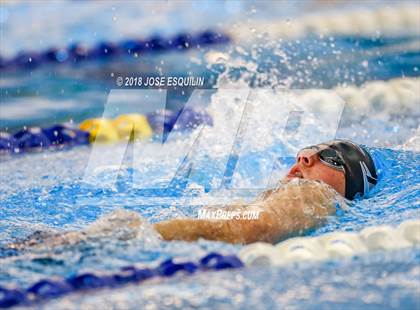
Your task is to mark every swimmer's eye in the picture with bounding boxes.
[318,149,345,170]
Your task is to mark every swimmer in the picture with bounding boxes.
[154,139,378,243]
[7,139,377,250]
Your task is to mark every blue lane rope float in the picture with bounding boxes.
[170,107,213,131]
[0,252,243,308]
[147,107,213,134]
[0,109,213,155]
[0,125,90,155]
[146,109,178,134]
[42,124,91,146]
[0,30,230,71]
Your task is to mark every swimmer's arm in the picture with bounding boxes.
[154,182,336,244]
[154,211,280,244]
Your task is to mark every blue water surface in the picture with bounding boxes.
[0,1,419,309]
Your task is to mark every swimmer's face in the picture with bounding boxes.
[286,149,346,197]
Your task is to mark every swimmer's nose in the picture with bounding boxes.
[297,151,315,167]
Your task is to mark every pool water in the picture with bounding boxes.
[0,1,419,309]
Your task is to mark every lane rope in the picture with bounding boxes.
[0,30,230,71]
[230,5,419,41]
[1,219,419,307]
[0,252,243,308]
[0,108,212,154]
[239,219,420,266]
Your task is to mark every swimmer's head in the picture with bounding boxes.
[287,139,377,200]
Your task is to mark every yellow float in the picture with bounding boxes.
[112,114,153,141]
[79,118,119,143]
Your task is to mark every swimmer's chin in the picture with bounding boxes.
[275,176,312,189]
[283,175,304,183]
[283,177,310,185]
[282,177,339,194]
[283,177,348,206]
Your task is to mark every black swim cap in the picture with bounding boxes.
[319,139,378,200]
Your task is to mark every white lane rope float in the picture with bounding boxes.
[239,219,420,266]
[230,5,420,41]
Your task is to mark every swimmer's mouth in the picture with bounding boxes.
[287,171,303,179]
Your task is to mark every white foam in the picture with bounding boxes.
[401,124,420,152]
[207,77,418,151]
